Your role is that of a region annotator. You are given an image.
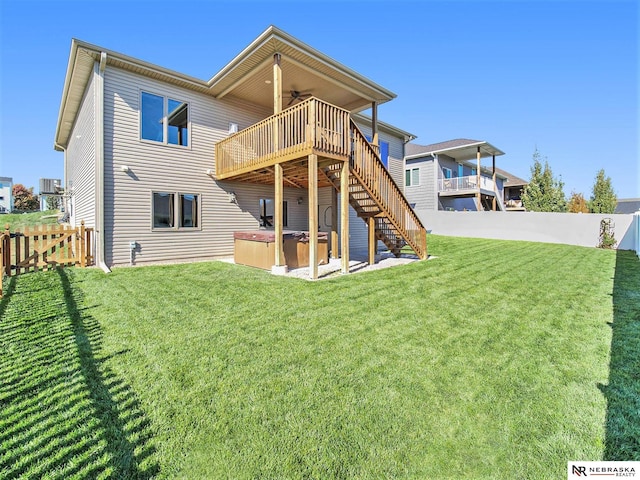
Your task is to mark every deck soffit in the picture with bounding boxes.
[207,27,396,112]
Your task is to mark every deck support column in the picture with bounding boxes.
[273,53,282,114]
[340,159,350,274]
[271,53,288,275]
[476,146,482,211]
[308,154,318,280]
[330,187,339,259]
[368,216,376,265]
[492,154,497,211]
[274,163,286,272]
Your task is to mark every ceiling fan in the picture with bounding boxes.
[286,89,312,106]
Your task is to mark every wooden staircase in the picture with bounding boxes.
[323,119,427,259]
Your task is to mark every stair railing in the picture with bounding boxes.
[349,120,427,259]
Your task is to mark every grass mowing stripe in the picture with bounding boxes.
[2,235,633,478]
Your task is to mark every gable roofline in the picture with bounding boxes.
[207,25,396,104]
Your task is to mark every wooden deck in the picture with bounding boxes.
[214,97,427,262]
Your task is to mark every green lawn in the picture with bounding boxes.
[1,235,638,479]
[0,210,59,232]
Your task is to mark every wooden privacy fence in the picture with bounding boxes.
[0,222,94,297]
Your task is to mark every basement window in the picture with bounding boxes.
[153,192,200,229]
[141,92,189,146]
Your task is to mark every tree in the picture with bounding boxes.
[589,169,617,214]
[12,184,39,211]
[521,149,566,212]
[45,195,61,211]
[567,191,589,213]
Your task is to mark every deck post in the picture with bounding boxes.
[274,163,286,269]
[368,216,376,265]
[340,159,350,274]
[330,187,338,259]
[492,154,497,211]
[476,146,482,210]
[308,154,318,280]
[273,53,282,114]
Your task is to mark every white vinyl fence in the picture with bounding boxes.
[416,210,639,251]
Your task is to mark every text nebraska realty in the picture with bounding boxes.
[573,465,636,477]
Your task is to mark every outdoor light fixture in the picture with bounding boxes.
[228,192,237,204]
[297,197,303,205]
[205,169,214,176]
[120,165,130,173]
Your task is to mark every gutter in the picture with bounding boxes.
[95,52,111,273]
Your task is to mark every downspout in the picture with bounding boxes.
[432,153,439,210]
[96,52,111,273]
[54,142,68,217]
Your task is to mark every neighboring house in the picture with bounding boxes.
[494,167,528,211]
[615,198,640,214]
[0,177,13,213]
[54,26,426,278]
[403,139,507,212]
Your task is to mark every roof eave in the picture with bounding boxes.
[404,140,505,160]
[352,112,417,142]
[207,25,396,104]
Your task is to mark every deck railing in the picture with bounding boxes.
[215,97,350,177]
[438,175,496,193]
[350,121,427,259]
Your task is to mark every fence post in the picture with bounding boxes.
[80,221,87,268]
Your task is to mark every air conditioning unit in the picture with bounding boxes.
[39,178,62,195]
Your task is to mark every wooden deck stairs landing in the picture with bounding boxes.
[323,119,427,259]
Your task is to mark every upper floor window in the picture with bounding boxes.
[405,168,419,187]
[442,167,452,179]
[141,92,189,146]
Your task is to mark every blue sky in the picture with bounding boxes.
[1,0,638,199]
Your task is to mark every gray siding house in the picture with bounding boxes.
[403,139,507,212]
[54,26,422,274]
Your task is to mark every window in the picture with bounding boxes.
[152,192,199,229]
[153,192,174,228]
[405,168,420,187]
[141,92,189,146]
[259,198,287,227]
[180,194,199,227]
[443,167,452,179]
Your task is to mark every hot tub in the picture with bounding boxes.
[234,230,329,270]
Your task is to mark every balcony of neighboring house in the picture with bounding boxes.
[438,174,497,196]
